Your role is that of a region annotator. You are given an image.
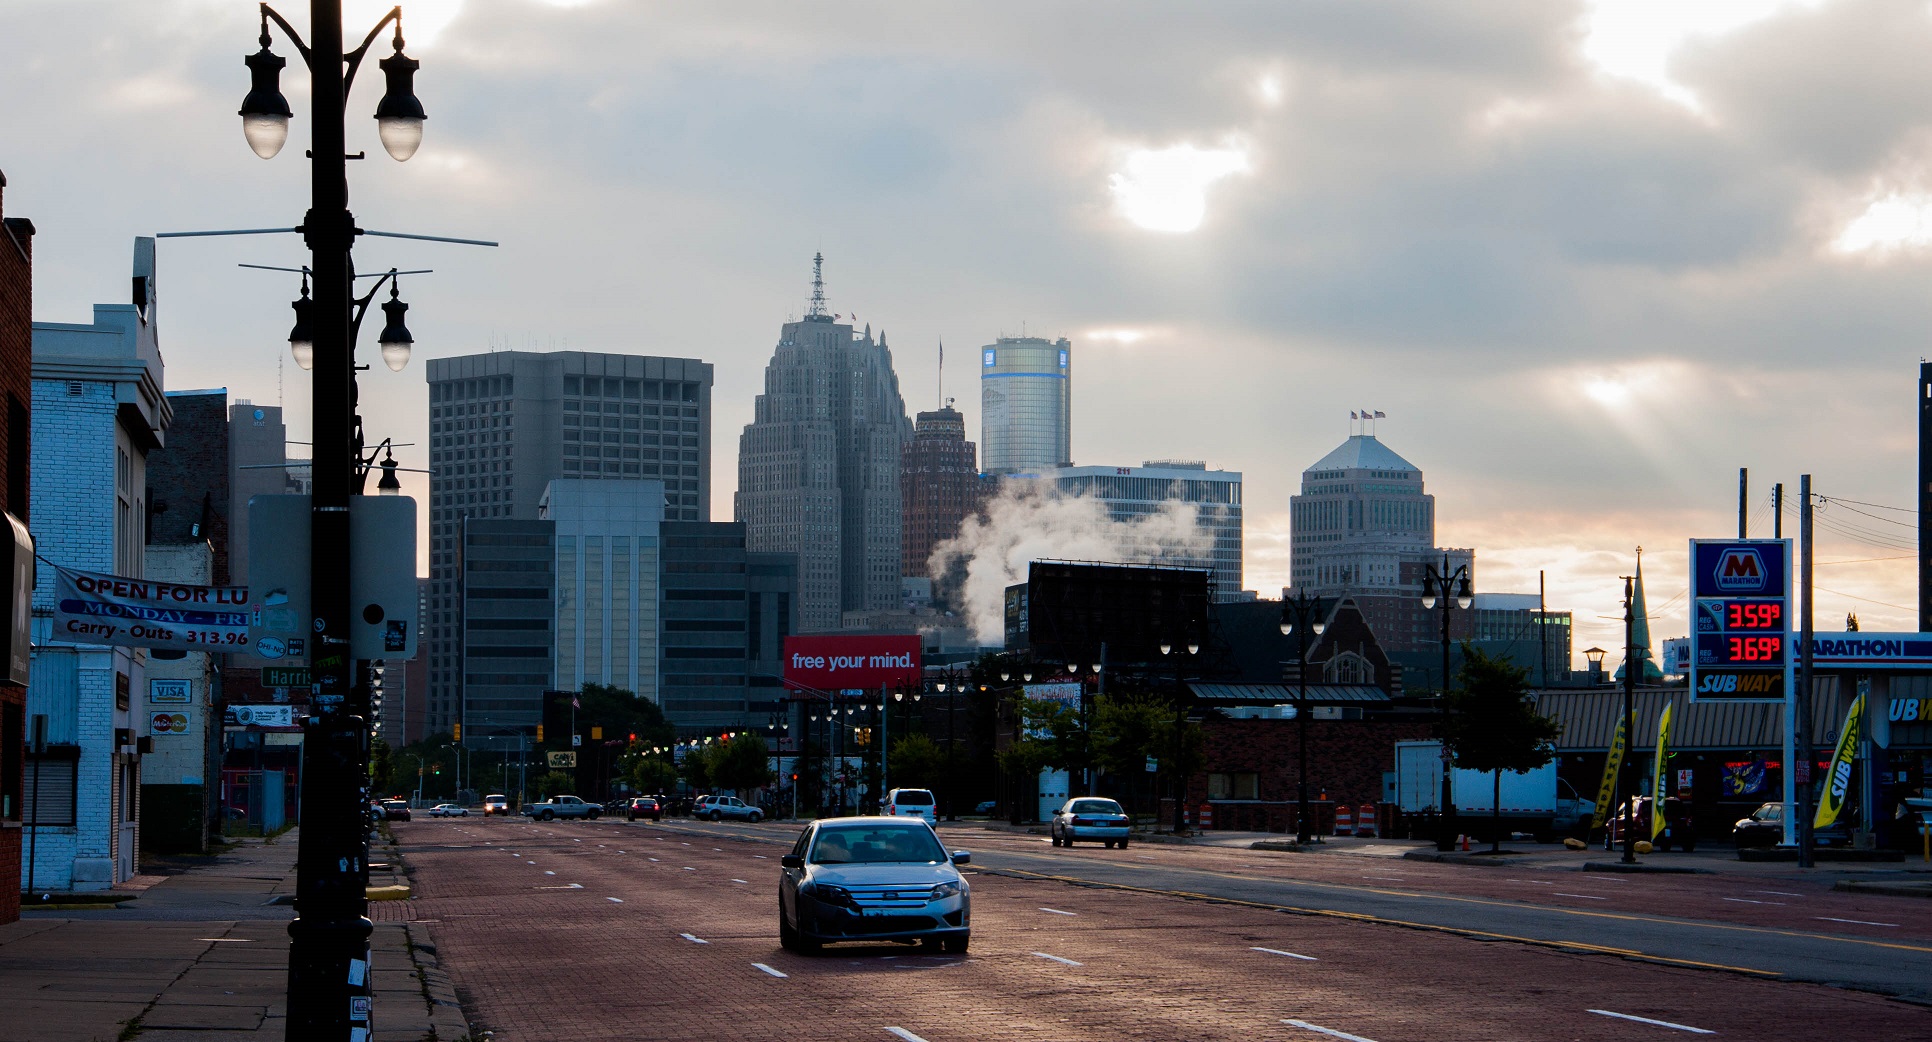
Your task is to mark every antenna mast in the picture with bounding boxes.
[807,252,828,319]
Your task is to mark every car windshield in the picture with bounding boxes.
[892,791,935,806]
[1756,805,1782,822]
[811,825,948,865]
[1070,799,1123,815]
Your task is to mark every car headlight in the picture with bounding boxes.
[801,883,855,907]
[931,881,962,900]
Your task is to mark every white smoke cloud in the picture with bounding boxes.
[930,481,1214,644]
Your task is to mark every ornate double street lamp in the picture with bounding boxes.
[1158,636,1198,834]
[1278,592,1327,844]
[1421,554,1472,852]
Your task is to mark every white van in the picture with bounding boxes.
[882,788,937,824]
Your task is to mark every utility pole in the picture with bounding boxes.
[1620,574,1638,865]
[1739,467,1748,538]
[1798,474,1816,868]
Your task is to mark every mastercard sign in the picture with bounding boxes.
[150,712,190,735]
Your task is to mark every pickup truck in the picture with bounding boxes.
[522,795,603,822]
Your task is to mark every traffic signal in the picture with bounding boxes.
[629,732,637,743]
[452,722,461,741]
[535,724,545,742]
[790,773,799,782]
[591,726,603,740]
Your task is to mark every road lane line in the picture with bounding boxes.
[684,867,697,871]
[753,855,770,859]
[1724,897,1783,906]
[1039,907,1077,916]
[1281,1019,1379,1042]
[1031,952,1082,966]
[752,962,789,978]
[1817,917,1899,927]
[1252,947,1318,960]
[680,933,708,944]
[649,858,661,862]
[1753,890,1802,897]
[544,871,556,875]
[607,898,623,903]
[1552,893,1605,900]
[884,1029,929,1042]
[732,879,749,884]
[1587,1010,1714,1034]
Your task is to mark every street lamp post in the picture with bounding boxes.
[238,4,430,1037]
[1278,592,1327,844]
[1620,576,1639,865]
[1421,554,1472,852]
[1159,637,1199,835]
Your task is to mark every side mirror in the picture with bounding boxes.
[781,854,803,869]
[1053,809,1064,816]
[950,851,971,865]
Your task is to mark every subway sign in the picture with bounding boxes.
[1689,539,1792,704]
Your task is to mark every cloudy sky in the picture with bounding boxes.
[6,0,1932,664]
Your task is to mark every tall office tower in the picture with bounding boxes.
[459,517,554,736]
[980,335,1070,476]
[426,351,713,736]
[1287,433,1473,654]
[901,404,982,584]
[659,521,797,734]
[1043,460,1244,600]
[227,399,294,586]
[736,256,912,632]
[543,480,663,705]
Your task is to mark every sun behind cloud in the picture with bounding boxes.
[1109,142,1250,233]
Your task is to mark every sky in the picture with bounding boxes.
[5,0,1932,666]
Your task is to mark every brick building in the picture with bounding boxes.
[26,237,172,891]
[0,171,36,923]
[900,404,982,593]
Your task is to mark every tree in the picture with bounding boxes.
[710,734,775,794]
[995,739,1050,824]
[888,733,946,789]
[368,738,394,793]
[577,683,677,751]
[1016,696,1091,785]
[679,748,713,791]
[1092,693,1169,816]
[1443,645,1563,852]
[629,755,678,795]
[534,771,576,799]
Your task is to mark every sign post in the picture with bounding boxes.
[1689,538,1794,843]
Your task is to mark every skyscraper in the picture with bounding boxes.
[1287,432,1472,654]
[426,351,713,736]
[980,335,1070,476]
[901,403,983,585]
[736,256,911,632]
[1043,460,1244,600]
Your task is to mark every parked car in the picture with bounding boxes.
[627,797,663,822]
[882,788,937,824]
[692,795,763,823]
[973,800,998,816]
[1733,801,1851,847]
[1606,796,1696,851]
[1051,797,1131,849]
[482,794,511,816]
[381,800,412,822]
[427,803,469,817]
[778,816,971,955]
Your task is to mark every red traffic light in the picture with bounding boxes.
[790,773,799,781]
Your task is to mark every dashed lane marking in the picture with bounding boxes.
[884,1029,929,1042]
[1031,952,1082,966]
[1817,917,1899,927]
[1753,890,1802,897]
[607,898,624,903]
[1281,1019,1379,1042]
[754,855,769,859]
[1724,897,1783,906]
[732,879,749,884]
[680,933,708,944]
[1039,907,1077,916]
[1252,947,1318,961]
[684,867,697,872]
[544,871,556,876]
[752,962,789,978]
[1587,1010,1714,1034]
[1552,893,1605,901]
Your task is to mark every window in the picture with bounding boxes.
[22,746,80,826]
[1206,772,1259,800]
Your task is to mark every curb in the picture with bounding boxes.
[1832,879,1932,899]
[1400,849,1530,867]
[1584,860,1711,875]
[377,834,473,1040]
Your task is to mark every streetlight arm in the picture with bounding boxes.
[342,8,405,97]
[259,4,313,67]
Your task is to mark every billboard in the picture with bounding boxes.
[783,635,921,691]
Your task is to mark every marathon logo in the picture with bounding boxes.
[1713,548,1768,592]
[1812,638,1907,658]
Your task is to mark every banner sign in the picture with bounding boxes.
[1815,693,1863,830]
[226,704,296,728]
[782,635,921,690]
[53,566,250,652]
[1591,715,1627,829]
[1650,704,1673,840]
[150,711,190,735]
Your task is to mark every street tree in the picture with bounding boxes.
[1443,645,1562,852]
[709,733,775,795]
[369,738,394,793]
[628,755,678,795]
[888,733,945,789]
[1016,695,1091,789]
[534,771,576,800]
[1092,693,1169,816]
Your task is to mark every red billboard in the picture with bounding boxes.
[783,635,922,691]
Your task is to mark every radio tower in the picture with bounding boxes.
[807,252,828,319]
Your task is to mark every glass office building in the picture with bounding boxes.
[981,336,1071,476]
[1043,461,1244,600]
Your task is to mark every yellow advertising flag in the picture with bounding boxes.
[1650,703,1673,840]
[1591,715,1627,830]
[1814,693,1863,830]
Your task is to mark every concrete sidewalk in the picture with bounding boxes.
[1,829,469,1042]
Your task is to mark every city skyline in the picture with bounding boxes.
[9,2,1932,663]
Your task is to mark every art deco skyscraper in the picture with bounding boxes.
[737,255,912,632]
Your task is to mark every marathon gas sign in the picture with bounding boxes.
[783,635,921,690]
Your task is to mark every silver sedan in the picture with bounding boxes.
[778,818,971,954]
[1050,797,1132,848]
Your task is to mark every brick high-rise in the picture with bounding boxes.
[0,171,35,924]
[900,404,982,585]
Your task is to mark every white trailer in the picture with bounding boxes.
[1394,740,1582,841]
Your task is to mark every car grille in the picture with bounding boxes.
[844,885,941,910]
[852,915,940,934]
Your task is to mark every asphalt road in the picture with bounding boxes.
[391,817,1932,1042]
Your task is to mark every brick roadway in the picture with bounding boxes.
[393,819,1930,1042]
